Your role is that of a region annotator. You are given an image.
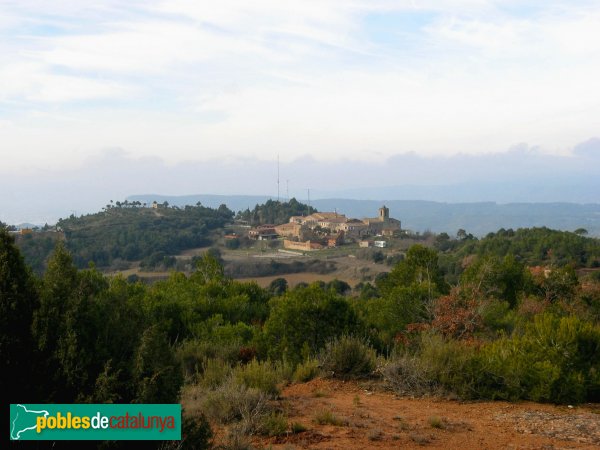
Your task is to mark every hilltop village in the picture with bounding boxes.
[247,206,401,251]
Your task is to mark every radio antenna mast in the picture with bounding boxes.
[277,154,280,203]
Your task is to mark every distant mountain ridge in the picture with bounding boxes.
[127,194,600,237]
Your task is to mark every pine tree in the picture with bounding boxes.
[0,228,39,402]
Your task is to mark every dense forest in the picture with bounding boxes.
[2,224,599,448]
[12,202,234,272]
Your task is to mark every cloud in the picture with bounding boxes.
[2,0,600,169]
[573,138,600,158]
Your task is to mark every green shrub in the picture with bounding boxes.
[200,358,232,388]
[384,316,600,404]
[261,286,360,365]
[416,333,475,396]
[259,412,288,436]
[291,422,307,433]
[177,339,241,380]
[469,313,600,403]
[428,416,445,429]
[293,358,321,382]
[319,335,376,380]
[313,410,347,426]
[232,358,290,396]
[383,333,474,397]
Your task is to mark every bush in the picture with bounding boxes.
[177,340,240,381]
[200,358,233,388]
[383,333,475,398]
[261,286,361,365]
[319,335,376,380]
[259,412,288,437]
[232,359,291,396]
[201,378,270,426]
[391,315,600,404]
[293,358,321,383]
[313,410,348,426]
[467,313,600,403]
[291,422,307,433]
[382,355,435,396]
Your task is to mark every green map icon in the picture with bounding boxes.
[10,404,49,440]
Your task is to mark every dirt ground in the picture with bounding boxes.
[232,253,390,288]
[250,378,600,450]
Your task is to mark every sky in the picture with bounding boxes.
[1,1,600,223]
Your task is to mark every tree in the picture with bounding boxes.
[0,229,39,402]
[133,326,183,403]
[460,254,530,308]
[261,285,360,365]
[32,243,109,401]
[534,266,579,303]
[268,277,288,296]
[327,279,352,295]
[191,253,225,285]
[378,244,447,301]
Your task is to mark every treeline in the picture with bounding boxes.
[235,198,316,226]
[434,226,600,284]
[2,226,600,448]
[2,232,188,447]
[436,226,600,266]
[16,203,234,271]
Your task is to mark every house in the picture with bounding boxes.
[248,225,278,240]
[339,219,369,238]
[381,228,398,237]
[359,240,371,248]
[274,222,303,239]
[289,206,400,240]
[374,240,387,248]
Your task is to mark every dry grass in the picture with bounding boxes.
[313,410,348,426]
[428,415,446,429]
[410,432,433,445]
[368,429,384,441]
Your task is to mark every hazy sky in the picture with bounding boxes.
[2,0,600,172]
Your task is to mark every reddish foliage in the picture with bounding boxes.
[393,332,410,346]
[238,346,257,364]
[517,296,547,319]
[431,287,482,340]
[395,323,431,346]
